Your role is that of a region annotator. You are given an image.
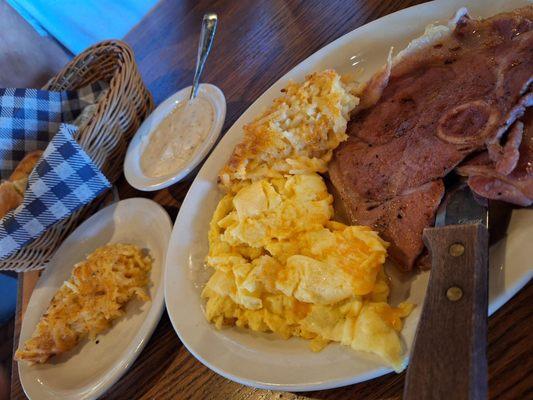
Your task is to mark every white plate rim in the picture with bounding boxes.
[18,198,172,400]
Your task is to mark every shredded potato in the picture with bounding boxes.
[15,244,152,364]
[219,70,358,191]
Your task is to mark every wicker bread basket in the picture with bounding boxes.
[0,40,153,272]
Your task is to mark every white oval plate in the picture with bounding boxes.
[19,198,172,400]
[164,0,533,392]
[124,83,226,191]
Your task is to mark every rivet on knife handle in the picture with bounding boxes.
[403,224,488,400]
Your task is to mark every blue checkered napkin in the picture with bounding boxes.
[0,124,111,259]
[0,81,107,179]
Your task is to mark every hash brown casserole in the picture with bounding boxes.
[15,244,152,364]
[219,70,358,190]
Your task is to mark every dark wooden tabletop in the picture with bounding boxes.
[9,0,533,399]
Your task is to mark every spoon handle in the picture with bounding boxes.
[190,13,218,100]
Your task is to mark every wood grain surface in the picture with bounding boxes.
[8,0,533,399]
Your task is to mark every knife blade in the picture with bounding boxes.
[435,183,488,228]
[404,183,489,400]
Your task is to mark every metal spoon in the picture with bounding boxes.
[189,13,218,100]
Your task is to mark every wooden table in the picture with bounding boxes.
[9,0,533,399]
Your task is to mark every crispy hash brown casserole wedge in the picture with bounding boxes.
[204,70,414,372]
[15,244,152,364]
[219,70,359,190]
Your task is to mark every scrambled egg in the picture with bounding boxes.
[203,174,413,371]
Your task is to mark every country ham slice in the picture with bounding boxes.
[330,6,533,270]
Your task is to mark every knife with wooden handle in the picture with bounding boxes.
[403,183,489,400]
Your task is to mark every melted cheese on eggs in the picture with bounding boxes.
[202,173,413,371]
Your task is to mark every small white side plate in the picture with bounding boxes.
[18,198,172,400]
[124,84,226,191]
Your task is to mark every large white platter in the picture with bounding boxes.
[19,198,172,400]
[164,0,533,391]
